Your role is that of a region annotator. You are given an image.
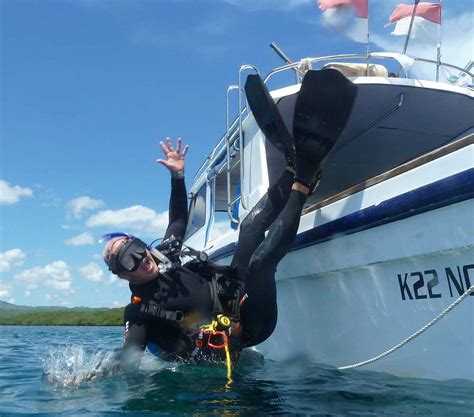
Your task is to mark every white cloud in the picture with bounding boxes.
[79,262,104,283]
[35,184,62,208]
[25,290,31,297]
[86,205,169,237]
[14,261,73,292]
[222,0,311,11]
[64,232,95,246]
[0,180,33,205]
[0,281,13,299]
[372,10,473,81]
[0,249,26,272]
[66,196,105,219]
[107,274,128,288]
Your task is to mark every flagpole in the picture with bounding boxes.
[436,0,442,82]
[366,33,370,75]
[402,0,420,55]
[366,5,370,76]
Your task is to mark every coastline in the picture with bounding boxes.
[0,307,124,326]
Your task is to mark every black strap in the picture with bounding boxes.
[139,302,184,323]
[176,263,243,319]
[209,275,225,316]
[142,263,243,323]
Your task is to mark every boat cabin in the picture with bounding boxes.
[183,53,474,259]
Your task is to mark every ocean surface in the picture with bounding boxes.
[0,326,472,416]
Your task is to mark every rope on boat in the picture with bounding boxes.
[337,285,474,371]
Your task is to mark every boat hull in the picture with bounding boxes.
[261,199,473,381]
[208,149,473,380]
[190,76,474,381]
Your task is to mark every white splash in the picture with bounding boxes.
[43,345,120,387]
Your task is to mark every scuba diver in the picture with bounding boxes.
[101,69,357,371]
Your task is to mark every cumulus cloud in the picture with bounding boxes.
[0,249,26,272]
[64,232,95,246]
[86,205,169,237]
[372,8,473,81]
[0,281,13,299]
[14,261,73,292]
[222,0,311,11]
[0,180,33,205]
[66,196,105,219]
[35,184,62,208]
[79,262,104,283]
[45,293,66,304]
[108,274,128,287]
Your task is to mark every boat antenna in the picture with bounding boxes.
[402,0,420,55]
[270,42,293,65]
[270,42,301,83]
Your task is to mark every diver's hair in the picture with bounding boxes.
[102,237,125,269]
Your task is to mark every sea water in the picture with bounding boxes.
[0,326,472,416]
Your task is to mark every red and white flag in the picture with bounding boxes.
[388,2,441,45]
[318,0,369,43]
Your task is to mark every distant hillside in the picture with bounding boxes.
[0,301,124,326]
[0,301,69,316]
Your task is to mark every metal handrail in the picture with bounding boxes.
[263,53,474,84]
[237,65,260,211]
[226,85,240,224]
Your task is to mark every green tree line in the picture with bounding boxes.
[0,307,125,326]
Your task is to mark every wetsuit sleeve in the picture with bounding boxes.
[163,177,188,241]
[122,303,147,352]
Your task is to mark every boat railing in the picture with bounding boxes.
[194,53,474,224]
[263,53,473,84]
[226,85,240,224]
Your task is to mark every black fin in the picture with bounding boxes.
[293,69,357,191]
[245,74,296,167]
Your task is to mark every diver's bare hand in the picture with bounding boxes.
[156,137,189,175]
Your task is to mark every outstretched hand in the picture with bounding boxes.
[156,137,189,174]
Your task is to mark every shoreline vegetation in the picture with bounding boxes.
[0,302,124,326]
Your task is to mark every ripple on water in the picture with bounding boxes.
[0,326,473,416]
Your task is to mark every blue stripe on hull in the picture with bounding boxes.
[208,169,474,262]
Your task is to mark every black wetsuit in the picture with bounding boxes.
[123,171,306,359]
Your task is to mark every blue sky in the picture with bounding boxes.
[1,0,472,308]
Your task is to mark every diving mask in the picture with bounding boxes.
[108,237,148,275]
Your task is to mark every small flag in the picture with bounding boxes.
[318,0,369,43]
[388,2,441,45]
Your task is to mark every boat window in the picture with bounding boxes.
[185,184,206,240]
[207,159,240,238]
[213,159,240,213]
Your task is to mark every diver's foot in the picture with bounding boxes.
[245,74,296,167]
[293,69,357,193]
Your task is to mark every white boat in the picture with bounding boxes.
[183,52,474,381]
